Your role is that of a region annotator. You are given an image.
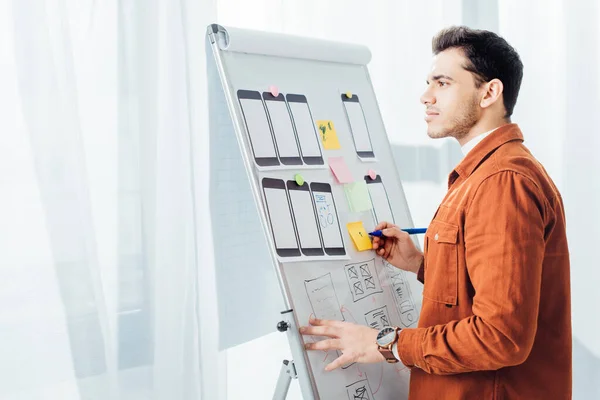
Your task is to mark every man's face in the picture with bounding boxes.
[421,48,483,140]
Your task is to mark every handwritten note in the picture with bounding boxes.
[316,120,341,150]
[346,221,372,251]
[344,181,372,212]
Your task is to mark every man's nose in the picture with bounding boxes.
[420,88,435,105]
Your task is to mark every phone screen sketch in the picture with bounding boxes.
[365,174,395,224]
[310,182,346,256]
[287,181,324,256]
[286,94,324,165]
[238,90,279,167]
[263,92,302,166]
[342,94,375,159]
[262,178,301,257]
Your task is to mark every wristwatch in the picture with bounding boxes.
[376,326,400,363]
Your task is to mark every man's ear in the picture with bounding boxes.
[480,78,504,109]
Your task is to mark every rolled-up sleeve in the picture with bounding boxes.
[398,171,550,374]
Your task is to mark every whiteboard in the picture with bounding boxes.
[207,24,423,400]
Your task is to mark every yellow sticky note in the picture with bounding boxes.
[316,120,341,150]
[347,221,372,252]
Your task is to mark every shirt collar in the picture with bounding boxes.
[461,127,499,156]
[451,123,524,183]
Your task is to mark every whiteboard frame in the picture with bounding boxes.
[206,23,420,399]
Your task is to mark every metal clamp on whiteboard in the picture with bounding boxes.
[277,309,294,332]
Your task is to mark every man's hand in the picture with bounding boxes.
[299,316,384,371]
[371,221,423,273]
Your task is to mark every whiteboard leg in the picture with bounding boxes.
[272,360,297,400]
[277,313,318,399]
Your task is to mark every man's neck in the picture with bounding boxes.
[458,118,510,147]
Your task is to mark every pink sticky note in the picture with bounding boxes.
[368,169,377,180]
[329,157,353,184]
[269,85,279,97]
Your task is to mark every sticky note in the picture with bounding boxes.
[347,221,372,251]
[269,85,279,97]
[328,157,353,184]
[295,173,305,186]
[344,181,373,212]
[345,91,352,99]
[316,120,341,150]
[368,169,377,180]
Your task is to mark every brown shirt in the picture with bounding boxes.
[397,124,572,399]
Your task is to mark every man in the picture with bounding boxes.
[300,26,571,399]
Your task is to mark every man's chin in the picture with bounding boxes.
[427,129,449,139]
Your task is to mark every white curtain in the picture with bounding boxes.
[498,1,600,398]
[0,0,221,399]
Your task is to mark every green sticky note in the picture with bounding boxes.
[344,181,373,212]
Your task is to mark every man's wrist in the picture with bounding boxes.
[411,253,424,274]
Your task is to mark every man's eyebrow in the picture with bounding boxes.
[426,75,455,83]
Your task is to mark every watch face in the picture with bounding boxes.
[376,327,396,347]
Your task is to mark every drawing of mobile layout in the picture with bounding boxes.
[344,259,383,302]
[286,94,324,165]
[287,180,323,256]
[304,272,353,370]
[237,89,326,169]
[383,260,417,327]
[346,378,375,400]
[310,182,346,256]
[262,178,301,257]
[262,92,302,165]
[261,178,347,260]
[342,94,375,159]
[364,305,391,330]
[304,273,344,321]
[364,174,395,224]
[238,90,279,167]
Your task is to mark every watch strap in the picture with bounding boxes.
[379,346,398,363]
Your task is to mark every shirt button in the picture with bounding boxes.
[434,233,439,241]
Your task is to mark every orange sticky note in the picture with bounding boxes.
[328,157,353,184]
[347,221,372,251]
[316,120,341,150]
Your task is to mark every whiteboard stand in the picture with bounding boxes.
[272,310,306,400]
[273,359,297,400]
[273,309,306,399]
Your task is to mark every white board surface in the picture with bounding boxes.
[208,24,423,400]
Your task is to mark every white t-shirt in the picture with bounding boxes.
[461,127,499,156]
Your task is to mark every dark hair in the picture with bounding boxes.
[432,26,523,118]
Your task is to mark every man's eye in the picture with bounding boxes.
[438,81,448,87]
